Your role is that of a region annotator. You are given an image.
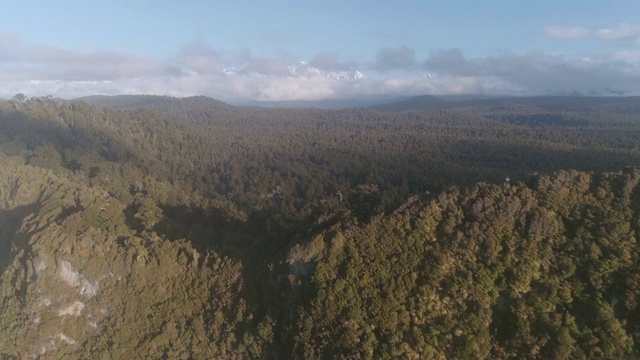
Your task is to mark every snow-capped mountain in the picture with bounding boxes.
[222,61,364,79]
[288,61,364,79]
[222,67,265,77]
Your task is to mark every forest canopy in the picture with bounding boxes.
[1,94,640,358]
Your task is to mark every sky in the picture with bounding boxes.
[1,0,640,101]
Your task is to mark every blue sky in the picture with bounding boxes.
[2,0,640,100]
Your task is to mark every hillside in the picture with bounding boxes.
[77,95,233,111]
[371,95,448,112]
[372,95,640,114]
[1,95,640,358]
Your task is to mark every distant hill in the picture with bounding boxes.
[76,95,241,124]
[77,94,640,114]
[77,94,234,111]
[79,94,396,111]
[371,95,448,112]
[231,94,412,109]
[371,94,640,113]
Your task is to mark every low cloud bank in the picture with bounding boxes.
[2,31,639,100]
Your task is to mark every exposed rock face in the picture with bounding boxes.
[57,301,85,317]
[0,155,248,359]
[58,260,99,298]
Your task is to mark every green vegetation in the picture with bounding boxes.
[1,95,640,358]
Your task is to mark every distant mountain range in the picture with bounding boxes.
[232,95,402,109]
[369,95,448,112]
[371,94,640,113]
[76,93,640,114]
[287,61,364,80]
[221,60,364,80]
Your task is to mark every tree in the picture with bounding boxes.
[11,93,26,104]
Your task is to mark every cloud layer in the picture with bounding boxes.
[2,27,640,101]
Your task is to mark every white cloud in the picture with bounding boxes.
[0,31,21,48]
[424,49,640,96]
[614,51,640,62]
[0,40,167,82]
[595,23,640,40]
[175,42,222,75]
[242,56,292,77]
[2,35,640,101]
[542,26,591,39]
[307,52,360,73]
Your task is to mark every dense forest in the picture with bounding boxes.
[1,94,640,358]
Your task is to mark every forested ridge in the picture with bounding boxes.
[1,94,640,358]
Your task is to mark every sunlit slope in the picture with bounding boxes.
[1,95,640,358]
[294,169,640,358]
[0,155,260,358]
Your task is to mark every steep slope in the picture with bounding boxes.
[293,169,640,359]
[0,153,286,359]
[2,155,640,358]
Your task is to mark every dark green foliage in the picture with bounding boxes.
[1,95,640,358]
[298,171,640,359]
